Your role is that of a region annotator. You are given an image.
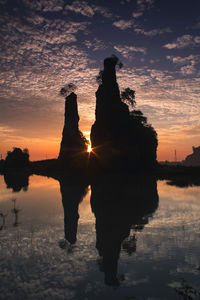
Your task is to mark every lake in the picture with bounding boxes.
[0,173,200,300]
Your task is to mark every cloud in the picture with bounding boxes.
[132,12,143,18]
[84,38,107,51]
[166,55,198,65]
[113,19,133,30]
[132,0,155,18]
[0,125,16,138]
[92,5,113,18]
[65,0,94,17]
[134,27,171,36]
[137,0,155,11]
[23,0,64,12]
[65,1,112,18]
[164,34,200,49]
[180,65,196,75]
[166,54,200,75]
[114,45,146,58]
[182,123,200,137]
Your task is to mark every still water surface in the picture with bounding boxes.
[0,174,200,300]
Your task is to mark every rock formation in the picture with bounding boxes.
[90,56,158,169]
[58,92,87,166]
[182,146,200,166]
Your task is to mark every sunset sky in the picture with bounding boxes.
[0,0,200,161]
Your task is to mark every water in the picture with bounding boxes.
[0,174,200,300]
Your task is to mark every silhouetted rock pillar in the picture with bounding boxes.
[90,56,158,169]
[58,92,87,164]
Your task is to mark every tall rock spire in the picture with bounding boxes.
[90,56,158,169]
[58,92,87,164]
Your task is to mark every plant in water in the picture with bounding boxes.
[175,278,200,300]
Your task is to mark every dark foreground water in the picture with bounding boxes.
[0,174,200,300]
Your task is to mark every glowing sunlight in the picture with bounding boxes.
[87,144,92,153]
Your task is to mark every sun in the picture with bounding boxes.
[87,144,92,153]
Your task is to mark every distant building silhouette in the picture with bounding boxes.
[90,56,158,169]
[182,146,200,166]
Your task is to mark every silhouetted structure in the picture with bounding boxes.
[58,92,88,168]
[4,148,29,170]
[0,159,5,173]
[59,176,88,244]
[182,146,200,166]
[4,171,29,192]
[90,174,159,286]
[91,56,158,169]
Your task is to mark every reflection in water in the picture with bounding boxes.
[59,176,88,245]
[1,174,200,299]
[167,176,200,188]
[91,174,159,286]
[0,211,7,230]
[11,198,21,227]
[4,171,29,192]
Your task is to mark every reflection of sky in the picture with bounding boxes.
[0,175,200,299]
[1,0,200,160]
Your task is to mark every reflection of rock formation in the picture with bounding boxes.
[59,176,88,244]
[90,174,158,286]
[182,146,200,166]
[4,172,29,192]
[58,92,87,167]
[91,56,158,169]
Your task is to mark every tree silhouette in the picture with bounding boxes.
[60,83,77,97]
[121,88,136,110]
[5,148,29,169]
[130,110,147,124]
[96,70,104,85]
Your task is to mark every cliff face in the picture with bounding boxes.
[90,56,158,169]
[58,92,87,163]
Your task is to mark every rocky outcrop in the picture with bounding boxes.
[58,92,87,165]
[90,56,158,169]
[182,146,200,166]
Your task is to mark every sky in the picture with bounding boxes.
[0,0,200,161]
